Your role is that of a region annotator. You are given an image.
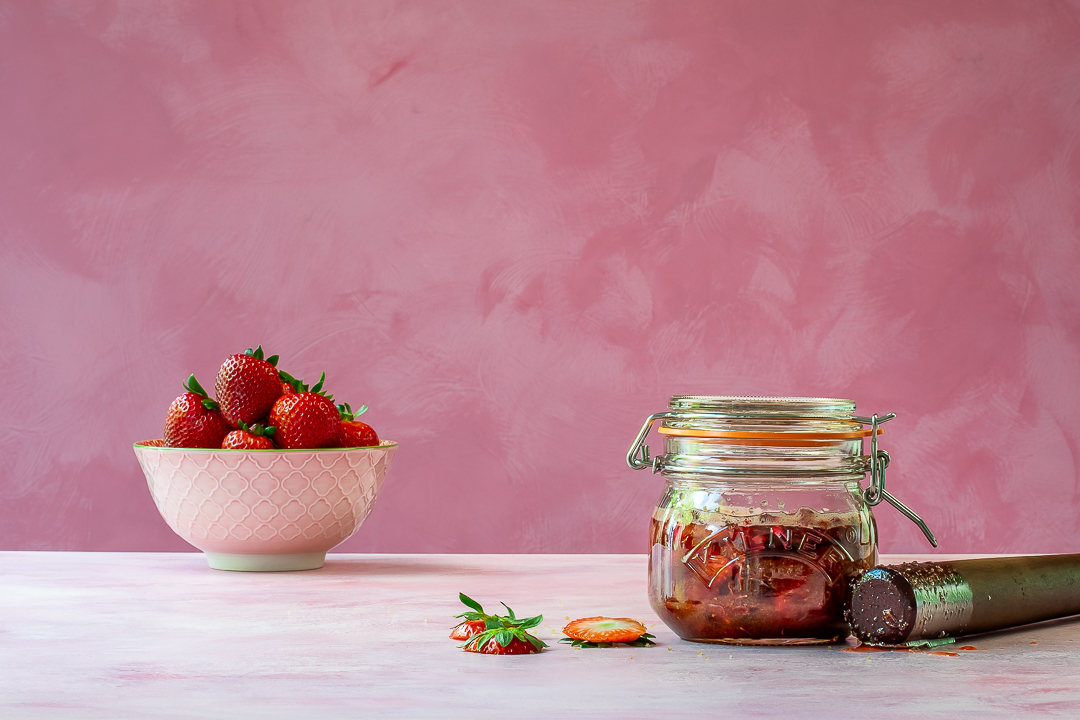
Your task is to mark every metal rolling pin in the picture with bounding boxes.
[848,554,1080,645]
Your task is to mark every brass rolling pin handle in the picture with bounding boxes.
[848,554,1080,645]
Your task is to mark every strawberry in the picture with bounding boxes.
[453,593,546,655]
[221,421,276,450]
[215,346,283,428]
[164,375,230,448]
[449,619,486,641]
[336,403,380,448]
[270,371,339,449]
[560,617,655,647]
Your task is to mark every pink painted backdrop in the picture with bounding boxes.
[2,0,1078,554]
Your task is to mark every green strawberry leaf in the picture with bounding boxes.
[558,632,656,648]
[266,354,279,367]
[516,615,542,630]
[184,374,221,411]
[184,374,209,397]
[459,593,484,614]
[524,633,548,651]
[278,370,306,393]
[337,403,371,421]
[495,629,513,647]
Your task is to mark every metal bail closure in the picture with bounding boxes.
[626,412,671,472]
[852,412,938,548]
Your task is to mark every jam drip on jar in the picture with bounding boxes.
[649,508,875,643]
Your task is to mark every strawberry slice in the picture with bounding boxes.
[561,617,655,647]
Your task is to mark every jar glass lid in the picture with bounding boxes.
[668,396,856,418]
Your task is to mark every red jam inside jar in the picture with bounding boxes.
[649,503,876,643]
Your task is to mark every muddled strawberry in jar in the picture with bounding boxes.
[649,498,876,644]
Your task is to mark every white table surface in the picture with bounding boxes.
[3,552,1079,719]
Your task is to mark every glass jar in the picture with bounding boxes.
[627,396,935,645]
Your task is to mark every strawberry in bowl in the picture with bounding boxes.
[135,348,397,572]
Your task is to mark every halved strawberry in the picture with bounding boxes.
[561,617,651,645]
[463,633,543,655]
[164,375,230,448]
[215,346,283,428]
[270,371,339,449]
[449,619,486,641]
[336,403,379,448]
[221,421,276,450]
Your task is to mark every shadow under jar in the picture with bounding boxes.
[628,396,935,646]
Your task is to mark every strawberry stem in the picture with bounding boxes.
[338,403,370,421]
[242,345,279,367]
[459,593,484,614]
[238,420,276,438]
[278,370,333,401]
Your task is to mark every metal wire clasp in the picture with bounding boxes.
[626,412,671,472]
[853,413,938,548]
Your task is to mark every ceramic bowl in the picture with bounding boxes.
[133,441,398,571]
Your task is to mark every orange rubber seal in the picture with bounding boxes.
[657,427,883,440]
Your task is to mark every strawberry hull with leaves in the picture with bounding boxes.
[452,593,546,655]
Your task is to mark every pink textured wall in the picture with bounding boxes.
[2,1,1079,554]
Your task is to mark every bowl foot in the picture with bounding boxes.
[204,552,326,572]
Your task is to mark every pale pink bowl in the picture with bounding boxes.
[133,441,398,571]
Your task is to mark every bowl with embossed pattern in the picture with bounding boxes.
[133,441,398,571]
